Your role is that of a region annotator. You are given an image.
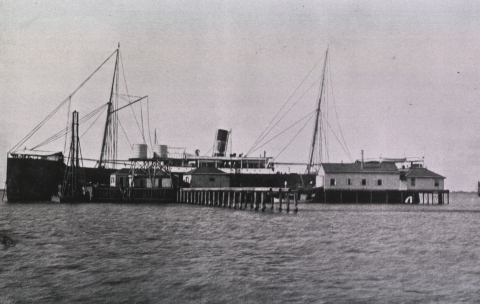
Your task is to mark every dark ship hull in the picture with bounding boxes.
[229,173,316,189]
[6,157,117,202]
[6,157,65,201]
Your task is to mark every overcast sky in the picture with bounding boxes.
[2,0,480,191]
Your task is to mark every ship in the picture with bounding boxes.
[6,45,320,202]
[6,45,130,201]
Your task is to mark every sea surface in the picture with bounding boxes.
[1,191,480,303]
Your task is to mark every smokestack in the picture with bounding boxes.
[213,129,229,157]
[361,150,364,169]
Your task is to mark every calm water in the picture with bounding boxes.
[1,192,480,303]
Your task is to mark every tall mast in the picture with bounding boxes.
[99,44,120,168]
[307,47,328,174]
[71,111,77,196]
[62,111,80,198]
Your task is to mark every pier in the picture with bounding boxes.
[313,189,450,204]
[92,187,175,203]
[178,187,298,212]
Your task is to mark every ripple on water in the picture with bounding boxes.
[1,193,480,302]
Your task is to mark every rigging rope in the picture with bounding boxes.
[322,111,353,162]
[140,96,145,143]
[247,54,325,156]
[31,103,109,149]
[246,49,352,165]
[147,96,153,150]
[118,119,133,149]
[247,73,323,156]
[63,96,72,154]
[80,105,108,139]
[327,57,352,161]
[120,52,146,145]
[9,49,117,153]
[248,110,316,156]
[275,112,316,160]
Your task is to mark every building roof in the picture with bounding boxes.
[187,167,226,175]
[321,161,398,174]
[404,168,445,179]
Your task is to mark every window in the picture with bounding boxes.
[347,179,351,185]
[434,179,439,187]
[362,179,367,186]
[377,179,382,186]
[209,177,215,182]
[411,178,416,187]
[330,178,336,186]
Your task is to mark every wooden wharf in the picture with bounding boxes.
[313,189,449,204]
[178,187,298,212]
[92,187,175,203]
[86,186,449,206]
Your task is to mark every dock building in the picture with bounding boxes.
[314,159,448,204]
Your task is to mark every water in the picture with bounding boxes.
[1,192,480,303]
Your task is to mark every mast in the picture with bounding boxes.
[71,111,77,196]
[99,43,120,168]
[62,111,81,198]
[307,47,328,174]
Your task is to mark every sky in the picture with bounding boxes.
[2,0,480,191]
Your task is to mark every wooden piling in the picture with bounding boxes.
[270,188,274,210]
[177,187,302,212]
[260,191,267,212]
[279,190,283,211]
[286,190,290,212]
[294,192,298,213]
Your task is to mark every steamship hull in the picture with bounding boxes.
[229,172,316,189]
[6,157,117,202]
[6,157,65,201]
